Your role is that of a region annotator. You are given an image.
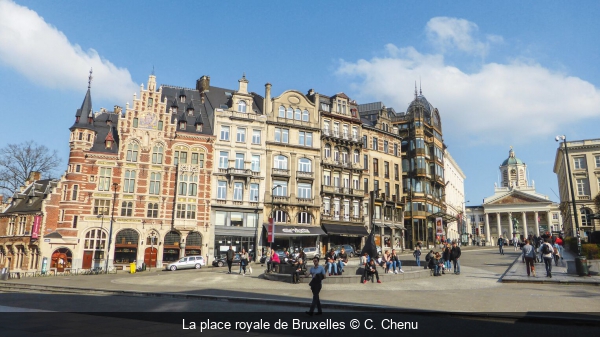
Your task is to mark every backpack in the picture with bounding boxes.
[542,244,551,255]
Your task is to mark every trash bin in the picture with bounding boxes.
[142,263,146,271]
[576,256,589,276]
[130,262,136,274]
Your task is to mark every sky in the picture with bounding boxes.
[1,0,599,206]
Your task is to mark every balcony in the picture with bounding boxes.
[272,168,290,177]
[275,117,318,129]
[296,197,314,204]
[578,195,591,200]
[272,195,290,203]
[321,185,358,197]
[227,167,253,177]
[321,129,362,145]
[296,171,314,179]
[351,188,364,196]
[321,214,364,223]
[216,110,261,121]
[322,158,352,169]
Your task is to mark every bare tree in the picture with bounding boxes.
[0,141,62,196]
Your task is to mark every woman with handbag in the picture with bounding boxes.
[240,248,249,276]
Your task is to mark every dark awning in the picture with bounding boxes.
[262,224,326,236]
[322,224,369,236]
[428,212,458,223]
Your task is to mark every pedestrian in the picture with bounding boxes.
[239,248,249,276]
[555,236,564,260]
[522,239,536,277]
[539,239,554,278]
[451,242,461,275]
[306,257,325,316]
[268,249,280,273]
[291,257,304,284]
[443,244,452,271]
[413,246,422,267]
[513,237,519,251]
[552,241,561,266]
[226,246,235,274]
[497,236,504,255]
[432,252,443,276]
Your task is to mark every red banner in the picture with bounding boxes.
[32,215,42,239]
[267,217,275,243]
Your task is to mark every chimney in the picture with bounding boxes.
[196,75,210,94]
[238,74,248,94]
[26,171,41,185]
[264,83,272,115]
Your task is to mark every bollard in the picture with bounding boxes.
[130,262,136,274]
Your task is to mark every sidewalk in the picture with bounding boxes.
[501,248,600,285]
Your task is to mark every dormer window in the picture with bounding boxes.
[106,140,112,149]
[171,106,177,114]
[180,121,187,130]
[106,119,112,127]
[196,123,203,132]
[237,100,247,113]
[321,103,329,112]
[188,108,194,116]
[180,94,186,103]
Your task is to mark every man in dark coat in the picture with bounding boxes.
[226,246,235,274]
[451,242,462,275]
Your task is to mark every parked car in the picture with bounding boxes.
[166,256,205,271]
[302,247,320,259]
[212,254,241,267]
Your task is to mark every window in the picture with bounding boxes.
[581,208,592,226]
[252,130,261,144]
[298,212,311,224]
[595,155,600,168]
[98,168,111,191]
[71,185,78,201]
[364,155,368,170]
[174,151,187,165]
[17,216,26,235]
[373,158,379,176]
[94,199,110,215]
[286,107,293,119]
[235,153,244,169]
[297,183,312,199]
[302,110,309,122]
[237,100,247,113]
[75,164,81,173]
[299,132,313,146]
[353,201,360,218]
[341,148,349,163]
[120,201,133,217]
[576,178,589,196]
[278,106,285,118]
[385,182,390,198]
[342,125,349,138]
[219,151,229,169]
[374,180,379,193]
[333,172,340,187]
[384,141,389,154]
[372,137,378,151]
[298,158,311,172]
[574,157,586,169]
[152,144,163,164]
[384,162,389,178]
[324,144,331,158]
[220,125,230,140]
[250,184,259,202]
[236,128,246,142]
[176,204,196,219]
[274,128,289,143]
[333,147,339,161]
[353,176,359,189]
[274,155,288,169]
[126,143,139,162]
[323,198,330,215]
[73,215,78,228]
[333,122,339,136]
[274,210,287,222]
[251,155,260,172]
[352,127,358,140]
[321,103,330,112]
[394,164,399,180]
[198,153,204,168]
[217,181,227,199]
[123,170,136,193]
[273,181,287,196]
[362,135,367,148]
[149,172,161,195]
[147,203,159,218]
[148,97,153,107]
[133,118,138,128]
[7,217,15,236]
[353,150,360,164]
[233,182,243,201]
[158,121,163,130]
[295,108,301,120]
[191,153,199,165]
[178,173,197,196]
[394,144,398,157]
[323,171,331,186]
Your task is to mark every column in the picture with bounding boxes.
[508,212,513,239]
[522,211,528,239]
[534,211,540,236]
[496,212,502,241]
[484,213,491,244]
[546,210,552,234]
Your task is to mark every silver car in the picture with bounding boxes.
[167,256,205,271]
[302,247,321,259]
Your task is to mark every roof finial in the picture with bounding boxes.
[151,65,155,76]
[414,81,417,98]
[242,72,246,79]
[419,76,422,95]
[87,68,93,89]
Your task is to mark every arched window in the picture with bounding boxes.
[295,109,301,120]
[185,232,203,256]
[164,231,181,246]
[286,107,293,119]
[273,210,288,223]
[126,143,139,162]
[324,144,331,158]
[237,100,247,113]
[333,147,340,161]
[353,149,360,163]
[298,212,311,224]
[298,158,312,172]
[124,170,136,193]
[84,229,107,251]
[178,173,189,195]
[341,148,349,163]
[152,144,163,164]
[302,110,309,122]
[274,155,288,169]
[581,208,593,226]
[188,174,198,196]
[278,106,285,118]
[115,229,139,246]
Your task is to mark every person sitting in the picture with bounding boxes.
[325,249,338,276]
[425,250,434,270]
[291,258,304,284]
[337,248,348,274]
[383,250,392,273]
[433,252,443,276]
[363,258,381,284]
[390,249,404,274]
[268,250,280,273]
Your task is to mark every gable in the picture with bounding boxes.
[488,193,548,205]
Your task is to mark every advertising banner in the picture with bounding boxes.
[268,217,275,243]
[435,217,443,235]
[32,215,42,239]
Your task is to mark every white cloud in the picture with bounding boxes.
[425,17,496,57]
[0,0,137,105]
[336,18,600,144]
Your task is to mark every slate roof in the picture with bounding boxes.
[89,112,120,154]
[161,86,216,136]
[3,179,57,214]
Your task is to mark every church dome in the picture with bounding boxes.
[502,147,524,166]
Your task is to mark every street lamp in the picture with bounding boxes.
[148,229,157,271]
[269,185,282,251]
[96,214,105,261]
[556,135,587,276]
[460,200,469,245]
[105,182,118,273]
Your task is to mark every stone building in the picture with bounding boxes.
[443,150,466,243]
[553,138,600,239]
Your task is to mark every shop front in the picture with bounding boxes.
[321,223,368,252]
[262,224,326,255]
[163,231,181,263]
[114,229,139,266]
[214,210,260,260]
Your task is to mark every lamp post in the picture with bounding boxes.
[460,201,469,245]
[556,135,587,276]
[96,214,105,262]
[105,182,118,273]
[149,230,157,271]
[270,185,282,251]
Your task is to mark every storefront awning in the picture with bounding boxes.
[262,224,326,236]
[322,224,369,236]
[428,212,458,223]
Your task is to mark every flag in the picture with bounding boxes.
[268,217,275,243]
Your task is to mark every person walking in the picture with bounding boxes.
[555,236,564,260]
[306,257,325,316]
[513,237,519,251]
[239,248,249,276]
[522,239,536,277]
[451,242,461,275]
[413,246,422,267]
[552,241,561,266]
[226,246,235,274]
[540,239,554,278]
[497,236,505,255]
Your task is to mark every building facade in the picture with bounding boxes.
[553,138,600,239]
[468,147,561,246]
[443,150,466,243]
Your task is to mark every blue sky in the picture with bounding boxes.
[1,0,599,205]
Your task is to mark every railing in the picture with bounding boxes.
[297,171,314,179]
[227,168,252,176]
[272,196,290,203]
[296,197,314,204]
[216,110,260,121]
[578,195,591,200]
[321,214,364,223]
[322,129,361,142]
[322,185,358,196]
[351,188,364,196]
[276,117,318,128]
[272,168,290,176]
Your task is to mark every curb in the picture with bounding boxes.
[500,256,600,286]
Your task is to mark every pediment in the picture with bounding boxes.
[487,192,548,205]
